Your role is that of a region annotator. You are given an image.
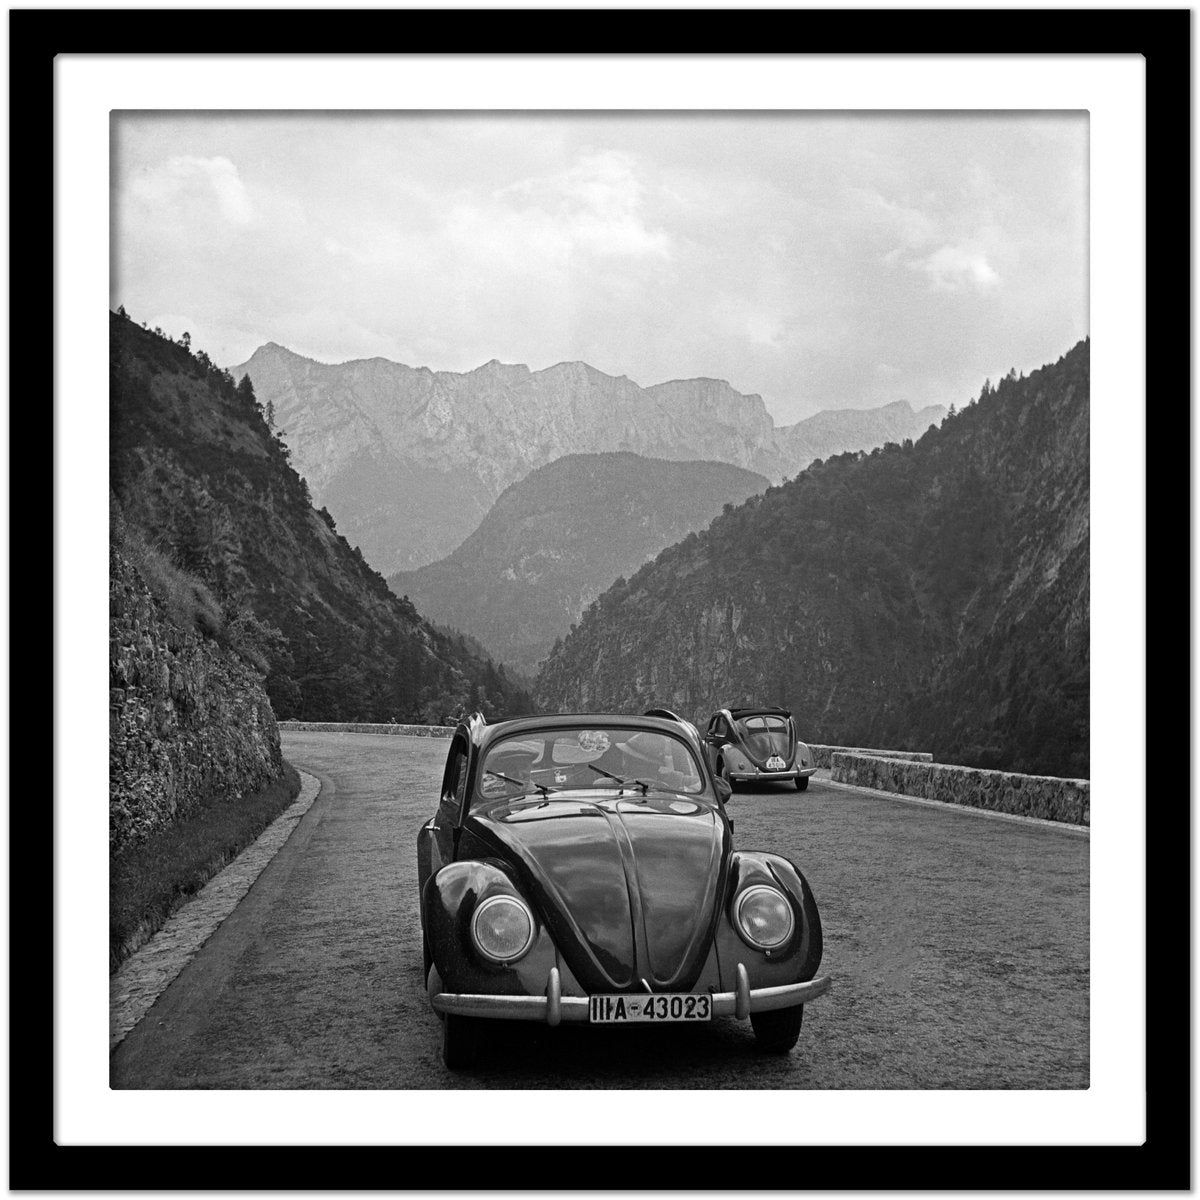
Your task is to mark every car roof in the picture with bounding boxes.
[726,705,793,720]
[465,712,702,753]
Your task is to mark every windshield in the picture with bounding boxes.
[477,726,706,799]
[735,714,791,759]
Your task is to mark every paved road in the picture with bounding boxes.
[111,732,1088,1089]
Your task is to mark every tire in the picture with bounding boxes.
[442,1013,482,1070]
[795,776,809,792]
[422,930,432,979]
[750,1005,804,1053]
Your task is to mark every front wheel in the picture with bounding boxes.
[795,776,809,792]
[442,1013,482,1070]
[750,1005,804,1053]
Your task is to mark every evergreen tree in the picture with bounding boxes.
[236,374,258,412]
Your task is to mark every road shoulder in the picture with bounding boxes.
[110,769,322,1051]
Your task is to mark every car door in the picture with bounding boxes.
[418,733,470,898]
[703,715,728,772]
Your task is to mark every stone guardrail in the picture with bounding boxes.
[277,727,938,761]
[278,721,455,738]
[831,752,1089,826]
[808,744,933,769]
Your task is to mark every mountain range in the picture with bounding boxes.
[231,343,946,575]
[389,453,769,674]
[535,341,1090,779]
[111,311,531,724]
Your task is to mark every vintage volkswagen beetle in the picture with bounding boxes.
[417,709,828,1069]
[703,706,817,791]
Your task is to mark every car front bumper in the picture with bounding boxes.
[729,765,817,783]
[430,963,831,1026]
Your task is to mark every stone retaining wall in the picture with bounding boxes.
[278,721,455,738]
[808,744,933,769]
[110,546,283,856]
[831,753,1089,826]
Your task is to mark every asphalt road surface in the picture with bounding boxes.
[111,731,1089,1089]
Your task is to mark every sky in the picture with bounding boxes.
[113,111,1087,424]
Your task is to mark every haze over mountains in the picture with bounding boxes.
[115,310,1089,777]
[536,341,1090,779]
[232,343,946,575]
[390,453,769,675]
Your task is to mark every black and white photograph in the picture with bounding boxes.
[106,105,1092,1090]
[30,23,1171,1172]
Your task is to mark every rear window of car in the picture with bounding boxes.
[737,715,789,734]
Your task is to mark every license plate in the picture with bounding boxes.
[589,993,712,1023]
[766,756,786,770]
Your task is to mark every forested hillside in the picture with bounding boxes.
[537,341,1090,778]
[389,453,768,674]
[110,311,532,723]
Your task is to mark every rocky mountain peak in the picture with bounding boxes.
[231,342,948,574]
[470,357,530,377]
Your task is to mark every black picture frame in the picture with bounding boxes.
[20,6,1186,1190]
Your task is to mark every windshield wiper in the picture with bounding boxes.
[639,782,699,799]
[484,770,558,798]
[587,765,650,795]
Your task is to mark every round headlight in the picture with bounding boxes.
[734,885,795,950]
[471,895,535,964]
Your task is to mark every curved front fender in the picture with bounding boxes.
[423,859,558,997]
[714,851,823,992]
[719,743,754,774]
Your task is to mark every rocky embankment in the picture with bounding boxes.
[110,544,283,855]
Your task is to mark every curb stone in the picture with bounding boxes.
[109,770,322,1050]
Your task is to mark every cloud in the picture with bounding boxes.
[857,190,938,252]
[128,156,254,225]
[112,113,1086,422]
[917,245,1000,291]
[450,151,671,265]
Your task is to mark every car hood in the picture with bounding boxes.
[467,792,730,993]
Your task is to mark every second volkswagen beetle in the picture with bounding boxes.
[702,706,817,791]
